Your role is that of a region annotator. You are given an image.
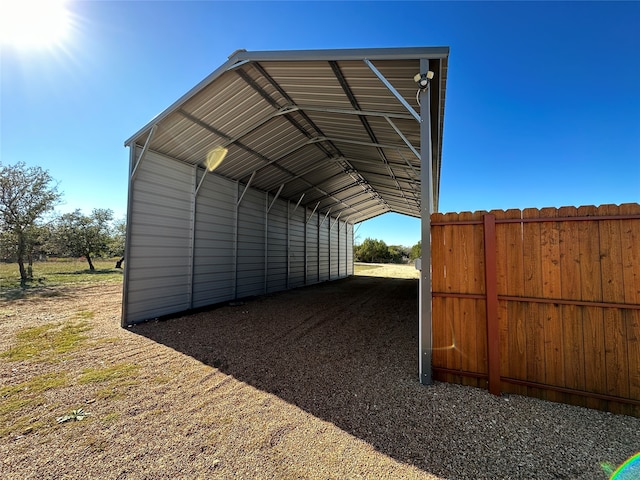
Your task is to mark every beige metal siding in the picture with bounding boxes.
[191,173,237,308]
[125,150,194,322]
[267,198,288,293]
[288,203,306,288]
[236,188,266,298]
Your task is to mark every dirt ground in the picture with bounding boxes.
[1,266,638,479]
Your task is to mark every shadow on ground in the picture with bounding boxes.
[132,275,636,479]
[134,277,439,458]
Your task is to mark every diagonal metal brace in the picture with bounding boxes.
[364,59,420,122]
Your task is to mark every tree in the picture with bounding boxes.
[108,217,126,268]
[52,208,114,270]
[355,237,390,263]
[0,162,61,284]
[388,245,409,264]
[410,240,421,261]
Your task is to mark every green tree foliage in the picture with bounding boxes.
[410,240,421,261]
[354,237,391,263]
[52,209,114,271]
[107,217,126,258]
[388,245,410,264]
[0,162,61,284]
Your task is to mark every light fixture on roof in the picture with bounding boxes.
[414,71,435,106]
[204,146,228,172]
[414,71,434,90]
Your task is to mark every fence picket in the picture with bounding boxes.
[577,205,608,411]
[522,208,546,393]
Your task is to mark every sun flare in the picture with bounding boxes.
[0,0,72,48]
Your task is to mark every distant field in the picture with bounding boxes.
[0,259,123,298]
[354,262,419,279]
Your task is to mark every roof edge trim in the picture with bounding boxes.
[232,46,450,62]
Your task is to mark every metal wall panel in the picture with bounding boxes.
[319,215,330,282]
[339,220,347,277]
[267,197,288,293]
[191,172,237,308]
[306,210,319,283]
[288,202,306,288]
[330,219,339,278]
[346,223,354,275]
[125,150,194,322]
[236,187,266,298]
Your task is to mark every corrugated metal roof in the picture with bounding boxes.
[125,47,449,224]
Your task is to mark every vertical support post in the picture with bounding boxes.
[304,206,308,284]
[233,181,239,298]
[286,201,290,290]
[483,213,501,395]
[188,165,197,308]
[317,211,321,283]
[419,57,434,385]
[264,192,269,295]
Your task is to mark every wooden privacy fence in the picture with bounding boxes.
[430,203,640,416]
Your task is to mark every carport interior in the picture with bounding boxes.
[123,47,449,382]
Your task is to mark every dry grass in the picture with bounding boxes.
[1,263,638,479]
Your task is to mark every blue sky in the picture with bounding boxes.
[1,1,638,247]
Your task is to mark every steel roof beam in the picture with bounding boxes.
[291,104,415,121]
[364,59,420,122]
[386,116,421,160]
[315,135,414,151]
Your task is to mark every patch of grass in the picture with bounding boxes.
[0,373,67,400]
[101,412,120,424]
[89,337,122,347]
[354,263,384,273]
[78,363,139,384]
[0,321,91,362]
[0,373,68,437]
[74,310,95,319]
[0,258,123,299]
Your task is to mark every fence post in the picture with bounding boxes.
[483,213,501,395]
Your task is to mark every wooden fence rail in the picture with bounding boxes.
[430,203,640,416]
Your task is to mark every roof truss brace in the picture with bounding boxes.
[267,184,284,213]
[330,212,342,231]
[336,156,413,171]
[195,167,209,196]
[287,104,415,121]
[315,135,413,152]
[339,215,352,232]
[306,202,320,224]
[289,193,305,218]
[237,171,256,206]
[130,124,157,182]
[364,58,420,122]
[386,117,421,160]
[397,149,421,180]
[320,208,332,227]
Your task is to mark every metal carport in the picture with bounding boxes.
[122,46,449,384]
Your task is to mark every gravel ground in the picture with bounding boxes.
[1,266,638,479]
